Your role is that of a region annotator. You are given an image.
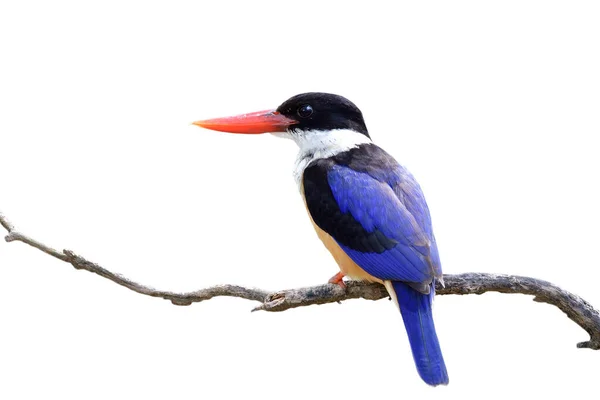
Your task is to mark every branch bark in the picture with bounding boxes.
[1,211,599,350]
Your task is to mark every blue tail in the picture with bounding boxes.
[392,281,449,386]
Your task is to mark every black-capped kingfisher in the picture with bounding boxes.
[193,93,449,386]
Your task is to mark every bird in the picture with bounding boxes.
[193,92,449,386]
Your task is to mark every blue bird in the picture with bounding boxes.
[193,93,449,386]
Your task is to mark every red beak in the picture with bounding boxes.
[193,109,298,134]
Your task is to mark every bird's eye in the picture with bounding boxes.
[297,104,314,118]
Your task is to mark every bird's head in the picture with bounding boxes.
[193,92,370,143]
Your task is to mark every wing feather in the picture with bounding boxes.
[303,144,441,288]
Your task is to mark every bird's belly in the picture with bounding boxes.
[310,219,382,284]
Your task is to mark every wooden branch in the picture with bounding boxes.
[1,211,599,350]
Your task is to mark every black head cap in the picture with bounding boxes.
[276,92,370,138]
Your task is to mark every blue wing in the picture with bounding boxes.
[303,144,442,288]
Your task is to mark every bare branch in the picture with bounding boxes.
[64,250,269,306]
[2,211,599,350]
[0,212,15,232]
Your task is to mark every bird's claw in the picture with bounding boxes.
[328,272,347,289]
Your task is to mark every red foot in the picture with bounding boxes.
[328,272,346,289]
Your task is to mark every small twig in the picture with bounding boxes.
[1,211,599,350]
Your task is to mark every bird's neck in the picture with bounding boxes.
[290,129,372,187]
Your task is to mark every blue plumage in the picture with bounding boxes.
[327,164,435,283]
[392,281,449,386]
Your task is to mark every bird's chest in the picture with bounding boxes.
[293,149,324,188]
[299,179,381,283]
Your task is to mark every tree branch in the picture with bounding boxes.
[1,211,599,350]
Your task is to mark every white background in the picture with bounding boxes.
[1,1,599,398]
